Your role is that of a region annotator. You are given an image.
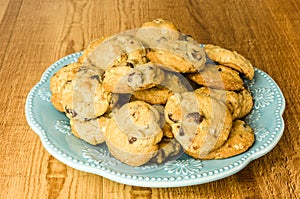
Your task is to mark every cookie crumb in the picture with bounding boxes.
[179,127,185,136]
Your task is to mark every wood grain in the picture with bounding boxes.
[0,0,299,198]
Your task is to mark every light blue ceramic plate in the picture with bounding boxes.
[25,52,285,187]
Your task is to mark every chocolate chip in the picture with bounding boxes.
[218,68,222,72]
[142,56,148,63]
[234,90,242,94]
[186,112,204,124]
[78,67,88,73]
[101,72,106,80]
[132,112,136,118]
[168,113,178,123]
[126,62,134,68]
[65,107,77,118]
[127,72,136,82]
[178,127,185,136]
[91,75,101,83]
[157,36,167,43]
[191,50,202,60]
[147,66,154,70]
[128,137,137,144]
[227,101,234,113]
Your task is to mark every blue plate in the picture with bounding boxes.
[25,52,285,187]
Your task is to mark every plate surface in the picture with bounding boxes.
[25,52,285,187]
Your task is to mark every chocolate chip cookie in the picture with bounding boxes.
[204,44,254,80]
[147,40,206,73]
[194,87,253,119]
[70,117,108,145]
[131,71,192,104]
[61,66,113,120]
[187,64,244,91]
[50,62,80,112]
[136,18,180,48]
[199,120,255,159]
[164,92,232,158]
[102,63,165,93]
[104,101,163,166]
[235,89,253,118]
[79,35,148,70]
[77,37,106,64]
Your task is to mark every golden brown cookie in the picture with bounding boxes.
[187,64,244,91]
[131,71,192,105]
[164,92,232,158]
[204,44,254,80]
[61,66,113,120]
[136,18,180,47]
[147,40,206,73]
[112,101,163,137]
[194,87,253,119]
[104,101,163,166]
[102,63,165,93]
[79,35,147,70]
[131,86,172,105]
[70,117,109,145]
[199,120,255,159]
[142,18,178,31]
[236,89,253,118]
[50,62,81,112]
[77,37,106,64]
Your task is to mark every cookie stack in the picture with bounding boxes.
[50,19,255,166]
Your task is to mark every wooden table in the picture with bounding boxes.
[0,0,299,198]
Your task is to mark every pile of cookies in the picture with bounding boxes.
[50,19,255,166]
